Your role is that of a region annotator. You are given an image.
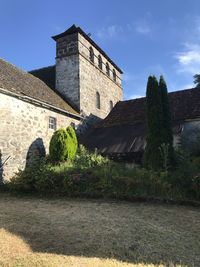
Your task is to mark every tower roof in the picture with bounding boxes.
[52,24,123,74]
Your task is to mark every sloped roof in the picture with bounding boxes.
[98,87,200,128]
[0,58,79,116]
[29,65,55,90]
[52,24,123,74]
[82,88,200,155]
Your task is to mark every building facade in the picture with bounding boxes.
[0,24,123,181]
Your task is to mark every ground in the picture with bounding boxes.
[0,194,199,267]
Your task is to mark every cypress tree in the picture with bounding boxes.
[144,76,163,170]
[159,75,174,168]
[194,74,200,88]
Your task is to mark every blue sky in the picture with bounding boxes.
[1,0,200,99]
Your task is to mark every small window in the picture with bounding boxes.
[110,100,114,111]
[106,62,110,76]
[96,92,100,109]
[98,55,102,70]
[89,47,94,63]
[113,69,116,82]
[49,117,57,130]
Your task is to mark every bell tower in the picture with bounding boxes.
[52,25,80,111]
[52,24,123,120]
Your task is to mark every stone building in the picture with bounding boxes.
[31,24,123,131]
[0,24,123,181]
[82,87,200,162]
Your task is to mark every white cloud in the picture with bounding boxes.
[127,20,151,35]
[97,25,124,39]
[135,23,151,35]
[175,43,200,74]
[97,19,152,40]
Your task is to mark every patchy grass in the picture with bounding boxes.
[0,193,199,267]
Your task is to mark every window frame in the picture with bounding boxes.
[106,62,110,76]
[96,91,101,109]
[113,69,116,82]
[49,116,57,130]
[110,100,114,111]
[89,46,94,63]
[98,55,102,70]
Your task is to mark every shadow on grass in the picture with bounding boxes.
[0,193,199,266]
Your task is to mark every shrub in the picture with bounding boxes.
[49,127,78,162]
[8,148,200,202]
[74,145,109,168]
[49,128,69,162]
[9,159,46,192]
[66,126,78,160]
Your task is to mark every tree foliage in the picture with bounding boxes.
[144,75,174,170]
[49,126,78,162]
[144,76,163,170]
[159,76,174,167]
[193,74,200,88]
[66,126,78,160]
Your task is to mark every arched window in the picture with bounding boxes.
[98,55,102,70]
[96,92,100,109]
[89,47,94,63]
[110,100,114,111]
[106,62,110,76]
[113,69,116,82]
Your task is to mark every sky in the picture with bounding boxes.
[1,0,200,100]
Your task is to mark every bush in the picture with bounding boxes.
[49,127,78,162]
[74,145,109,168]
[66,126,78,160]
[8,147,200,202]
[49,128,68,162]
[9,159,46,192]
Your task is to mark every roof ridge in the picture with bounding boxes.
[29,65,55,73]
[123,87,198,103]
[0,57,28,76]
[52,24,123,74]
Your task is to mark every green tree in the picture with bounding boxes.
[144,76,163,170]
[159,75,174,168]
[193,74,200,88]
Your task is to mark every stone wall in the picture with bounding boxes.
[55,33,80,110]
[79,32,123,119]
[0,93,79,181]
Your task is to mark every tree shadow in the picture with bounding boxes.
[0,195,199,266]
[25,138,46,168]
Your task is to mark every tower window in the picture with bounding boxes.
[89,47,94,63]
[113,69,116,82]
[98,55,102,70]
[110,100,114,111]
[49,117,57,130]
[96,92,101,109]
[106,63,110,76]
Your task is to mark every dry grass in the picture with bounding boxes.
[0,193,199,267]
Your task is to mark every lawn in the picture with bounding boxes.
[0,193,199,267]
